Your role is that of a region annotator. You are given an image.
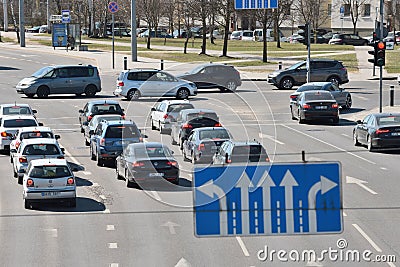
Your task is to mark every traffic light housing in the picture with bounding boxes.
[376,41,386,66]
[298,23,309,47]
[368,41,377,65]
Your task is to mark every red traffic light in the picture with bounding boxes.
[377,42,385,49]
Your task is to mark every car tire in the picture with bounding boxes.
[116,165,123,180]
[84,85,97,97]
[37,86,50,98]
[85,139,90,146]
[159,121,164,133]
[176,88,189,99]
[151,118,156,130]
[24,199,32,209]
[127,89,140,100]
[18,176,23,185]
[182,150,190,162]
[298,110,304,124]
[225,80,237,92]
[97,155,104,166]
[279,77,294,89]
[191,152,197,164]
[126,177,134,188]
[179,138,185,150]
[367,135,375,152]
[25,94,35,98]
[13,167,17,178]
[343,95,352,109]
[327,76,341,85]
[90,145,96,160]
[353,131,361,146]
[290,106,296,120]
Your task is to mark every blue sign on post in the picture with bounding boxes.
[235,0,278,9]
[108,1,119,13]
[194,162,342,237]
[61,10,70,23]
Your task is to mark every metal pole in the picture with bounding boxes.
[47,0,50,32]
[306,22,311,83]
[3,0,8,31]
[124,56,127,70]
[161,59,164,70]
[19,0,25,47]
[131,0,137,61]
[390,85,394,106]
[112,13,115,69]
[379,0,384,113]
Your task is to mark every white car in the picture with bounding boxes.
[9,126,60,162]
[82,114,123,146]
[22,158,76,209]
[150,100,194,133]
[0,103,37,117]
[0,115,40,151]
[114,69,197,100]
[11,138,64,184]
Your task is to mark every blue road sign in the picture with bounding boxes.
[61,10,70,24]
[108,1,119,13]
[235,0,277,9]
[194,162,342,237]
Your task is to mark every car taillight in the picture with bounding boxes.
[376,129,390,134]
[26,179,34,187]
[214,123,222,127]
[118,81,124,87]
[226,158,231,163]
[19,157,27,163]
[163,114,170,119]
[332,103,339,108]
[198,143,205,151]
[57,156,64,159]
[100,138,105,146]
[1,132,7,137]
[15,141,20,149]
[303,104,311,109]
[167,161,178,166]
[182,123,193,129]
[132,161,145,167]
[88,115,93,121]
[122,115,126,119]
[265,157,270,162]
[67,178,75,185]
[290,95,297,99]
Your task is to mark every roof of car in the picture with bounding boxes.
[124,68,159,73]
[224,140,263,146]
[18,126,53,132]
[193,127,228,132]
[159,99,191,105]
[300,82,332,87]
[127,142,164,148]
[370,113,400,118]
[179,108,217,115]
[20,138,59,145]
[101,120,136,126]
[0,103,32,108]
[197,63,234,68]
[29,158,68,167]
[1,115,37,120]
[86,100,120,105]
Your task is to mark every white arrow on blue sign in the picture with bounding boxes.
[235,0,278,9]
[194,162,342,237]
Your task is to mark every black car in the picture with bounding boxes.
[328,33,368,46]
[182,127,231,164]
[268,59,349,89]
[212,140,269,165]
[353,113,400,151]
[170,109,221,149]
[78,100,125,133]
[177,63,242,92]
[115,142,179,187]
[291,91,339,124]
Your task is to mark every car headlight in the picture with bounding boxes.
[19,81,36,87]
[268,72,278,78]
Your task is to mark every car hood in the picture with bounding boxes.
[268,69,285,77]
[18,77,37,84]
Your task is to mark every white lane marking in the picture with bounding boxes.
[343,211,347,217]
[61,148,81,165]
[236,236,250,257]
[380,167,388,170]
[92,183,99,187]
[44,228,58,237]
[346,176,378,195]
[341,133,350,137]
[82,171,91,175]
[281,125,376,165]
[106,225,115,231]
[110,264,119,267]
[258,133,285,145]
[149,190,162,201]
[352,224,382,252]
[99,195,107,200]
[174,258,191,267]
[103,209,111,214]
[108,243,118,249]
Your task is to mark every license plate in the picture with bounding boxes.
[41,192,60,197]
[149,173,164,177]
[391,132,400,136]
[315,106,327,110]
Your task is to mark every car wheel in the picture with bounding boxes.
[85,138,90,146]
[353,131,361,146]
[176,88,189,99]
[327,76,341,85]
[183,149,190,161]
[37,86,50,98]
[191,152,197,164]
[24,199,32,209]
[279,77,294,89]
[367,135,375,152]
[13,168,17,178]
[225,80,237,92]
[343,95,352,109]
[290,106,296,120]
[18,176,23,185]
[298,110,304,124]
[90,145,96,160]
[127,89,140,100]
[179,138,185,150]
[97,155,104,166]
[126,177,134,188]
[151,118,156,130]
[159,122,165,134]
[84,85,97,97]
[116,165,123,180]
[25,94,35,98]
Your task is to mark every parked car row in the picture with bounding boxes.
[1,103,77,209]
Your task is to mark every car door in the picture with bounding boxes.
[137,71,157,96]
[191,66,210,87]
[292,62,307,84]
[91,124,103,154]
[183,132,196,159]
[117,147,128,179]
[171,113,183,142]
[328,83,346,105]
[357,115,371,143]
[48,68,71,94]
[151,102,162,124]
[68,67,89,94]
[155,72,180,96]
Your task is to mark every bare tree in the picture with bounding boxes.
[340,0,367,34]
[293,0,330,34]
[254,9,273,62]
[182,0,196,53]
[272,0,293,47]
[137,0,163,49]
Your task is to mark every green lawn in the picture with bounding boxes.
[385,48,400,73]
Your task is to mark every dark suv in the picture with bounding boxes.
[177,63,242,92]
[268,59,349,89]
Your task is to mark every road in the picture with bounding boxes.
[0,45,399,266]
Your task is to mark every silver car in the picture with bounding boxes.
[0,115,40,151]
[22,158,76,209]
[114,69,197,100]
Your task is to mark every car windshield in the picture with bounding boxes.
[287,61,305,70]
[167,104,194,113]
[377,115,400,125]
[3,119,37,128]
[304,92,334,101]
[2,106,31,115]
[187,65,205,74]
[133,146,172,158]
[187,113,218,121]
[31,66,54,78]
[92,104,122,114]
[20,132,53,140]
[199,129,230,140]
[23,144,60,155]
[29,165,72,178]
[332,34,341,39]
[297,86,324,92]
[105,125,140,139]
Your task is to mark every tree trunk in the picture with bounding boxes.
[262,10,268,62]
[221,1,231,57]
[200,17,207,54]
[10,1,20,43]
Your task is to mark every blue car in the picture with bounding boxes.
[90,120,142,166]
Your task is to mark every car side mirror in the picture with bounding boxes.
[79,109,84,113]
[61,148,65,153]
[151,107,156,111]
[122,109,125,112]
[10,149,17,153]
[141,133,148,138]
[32,110,38,114]
[38,122,44,126]
[225,153,230,163]
[55,134,60,140]
[83,121,89,126]
[89,130,94,135]
[18,169,26,174]
[356,120,362,124]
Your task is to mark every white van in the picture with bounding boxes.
[253,29,285,42]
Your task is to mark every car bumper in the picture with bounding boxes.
[129,170,179,183]
[302,111,339,120]
[0,139,12,150]
[16,85,38,94]
[24,189,76,200]
[372,138,400,149]
[268,77,279,85]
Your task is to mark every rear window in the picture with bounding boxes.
[92,104,122,114]
[29,165,72,178]
[232,145,267,162]
[199,129,230,140]
[377,116,400,125]
[167,103,194,113]
[68,67,94,77]
[304,92,334,101]
[243,31,253,37]
[297,86,323,92]
[4,119,37,128]
[23,144,60,155]
[133,146,172,158]
[127,71,154,81]
[105,125,140,138]
[21,131,54,140]
[2,106,31,115]
[187,112,218,121]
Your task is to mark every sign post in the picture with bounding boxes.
[108,2,119,69]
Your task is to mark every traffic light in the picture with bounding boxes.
[368,41,377,65]
[376,41,386,66]
[298,23,309,47]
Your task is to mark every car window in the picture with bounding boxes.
[31,66,54,78]
[104,125,140,139]
[133,146,172,158]
[366,116,375,126]
[167,103,194,113]
[29,165,72,178]
[23,144,60,155]
[187,112,218,121]
[69,67,92,77]
[56,68,69,78]
[156,72,176,82]
[20,132,53,140]
[92,104,122,114]
[377,115,400,125]
[199,129,230,140]
[2,106,31,115]
[3,119,37,128]
[304,92,334,101]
